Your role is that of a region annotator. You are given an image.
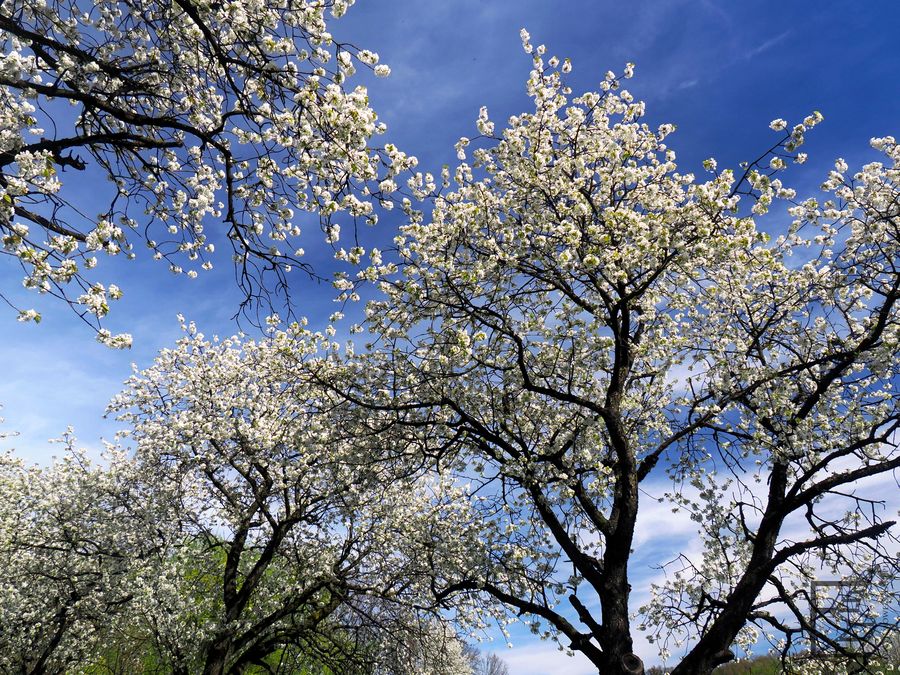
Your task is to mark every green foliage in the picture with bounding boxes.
[76,536,378,675]
[84,627,378,675]
[712,655,780,674]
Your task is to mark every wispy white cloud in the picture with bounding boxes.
[744,30,792,60]
[633,489,699,550]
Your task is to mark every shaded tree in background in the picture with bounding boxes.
[463,643,511,675]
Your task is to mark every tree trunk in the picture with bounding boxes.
[595,472,642,674]
[201,638,232,675]
[596,567,642,674]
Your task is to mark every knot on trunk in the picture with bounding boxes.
[621,652,644,674]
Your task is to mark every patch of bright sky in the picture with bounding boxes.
[2,0,899,670]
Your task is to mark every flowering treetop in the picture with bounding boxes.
[0,435,157,673]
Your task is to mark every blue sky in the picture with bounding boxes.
[2,1,899,671]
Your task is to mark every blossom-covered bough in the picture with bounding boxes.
[348,34,900,675]
[0,0,415,343]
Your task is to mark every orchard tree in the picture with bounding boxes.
[345,36,900,675]
[0,434,161,675]
[107,319,480,675]
[0,0,415,342]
